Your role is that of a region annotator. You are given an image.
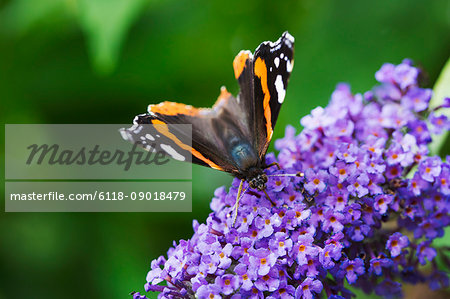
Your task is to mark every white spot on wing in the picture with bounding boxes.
[286,60,293,73]
[145,133,155,141]
[274,57,280,68]
[160,144,185,161]
[275,75,286,104]
[284,32,295,43]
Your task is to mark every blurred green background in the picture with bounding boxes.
[0,0,449,298]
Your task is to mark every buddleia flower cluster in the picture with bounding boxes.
[133,60,449,299]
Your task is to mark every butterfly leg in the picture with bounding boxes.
[265,162,282,170]
[232,179,245,227]
[263,189,277,206]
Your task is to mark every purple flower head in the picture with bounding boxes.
[347,173,370,197]
[381,103,413,129]
[347,220,371,241]
[304,168,327,194]
[402,87,431,112]
[429,271,449,291]
[319,244,342,269]
[386,232,409,257]
[393,63,419,89]
[301,106,331,130]
[267,175,291,193]
[408,120,432,144]
[136,60,450,298]
[409,172,430,196]
[336,143,359,163]
[329,161,355,183]
[385,164,403,179]
[429,113,450,135]
[293,234,319,266]
[339,258,365,284]
[369,257,393,276]
[215,274,239,295]
[322,209,345,234]
[374,279,403,299]
[419,156,442,182]
[417,241,437,265]
[437,165,450,195]
[234,263,257,291]
[275,125,297,152]
[196,284,221,299]
[254,267,280,292]
[248,248,276,276]
[255,208,281,239]
[441,96,450,107]
[375,63,395,83]
[386,144,406,165]
[273,284,296,298]
[325,191,348,211]
[325,118,355,137]
[373,194,393,214]
[132,292,148,299]
[269,232,293,257]
[295,278,323,299]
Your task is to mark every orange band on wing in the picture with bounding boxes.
[149,102,203,116]
[233,51,250,79]
[213,86,231,109]
[151,119,223,170]
[254,57,273,140]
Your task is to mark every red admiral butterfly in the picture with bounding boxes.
[121,32,296,216]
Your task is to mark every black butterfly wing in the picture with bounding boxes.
[122,32,294,175]
[120,88,252,176]
[234,32,295,160]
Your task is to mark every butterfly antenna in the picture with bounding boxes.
[268,172,304,177]
[232,179,248,227]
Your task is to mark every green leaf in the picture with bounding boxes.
[0,0,70,35]
[429,57,450,156]
[76,0,149,75]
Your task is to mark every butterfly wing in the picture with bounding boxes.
[122,32,294,175]
[234,32,295,160]
[120,87,253,175]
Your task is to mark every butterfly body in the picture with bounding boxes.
[121,32,295,194]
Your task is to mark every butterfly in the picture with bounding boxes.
[121,32,296,219]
